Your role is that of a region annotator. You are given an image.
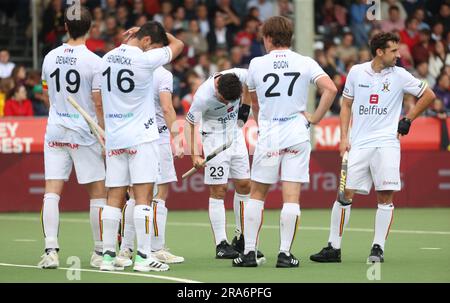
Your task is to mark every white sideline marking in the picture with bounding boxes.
[0,263,201,283]
[1,216,450,235]
[14,239,37,242]
[420,247,442,250]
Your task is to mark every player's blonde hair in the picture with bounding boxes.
[261,16,293,48]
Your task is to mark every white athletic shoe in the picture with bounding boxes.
[133,253,169,272]
[90,251,103,268]
[100,253,124,271]
[38,250,59,269]
[115,248,134,267]
[152,248,184,264]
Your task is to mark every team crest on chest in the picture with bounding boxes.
[381,79,390,92]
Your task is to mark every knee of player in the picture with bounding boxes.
[209,185,227,200]
[234,179,251,195]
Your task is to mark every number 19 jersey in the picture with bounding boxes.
[41,44,102,145]
[100,44,172,150]
[247,49,326,149]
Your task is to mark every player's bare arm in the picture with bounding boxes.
[305,75,338,125]
[92,90,104,131]
[339,97,353,156]
[160,91,184,158]
[183,120,204,169]
[398,88,436,137]
[250,91,259,125]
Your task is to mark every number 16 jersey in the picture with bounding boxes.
[247,49,326,150]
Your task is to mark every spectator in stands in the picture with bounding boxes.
[426,98,450,151]
[196,4,210,38]
[399,16,420,52]
[247,0,275,22]
[173,6,189,31]
[234,17,259,48]
[381,0,407,21]
[86,24,106,56]
[134,14,148,27]
[350,0,371,47]
[0,77,14,116]
[336,32,358,66]
[11,65,26,87]
[412,29,432,65]
[101,15,118,44]
[358,47,371,63]
[0,49,15,79]
[431,21,445,43]
[183,0,197,21]
[429,40,450,79]
[3,84,33,116]
[163,14,175,34]
[216,0,241,33]
[41,0,65,56]
[116,4,132,29]
[153,1,173,24]
[380,5,405,33]
[317,0,347,38]
[194,53,218,81]
[323,42,344,76]
[412,7,430,31]
[129,0,146,26]
[247,6,261,21]
[216,56,232,71]
[207,13,234,53]
[181,70,202,113]
[92,6,106,33]
[143,0,160,16]
[104,0,117,16]
[185,20,208,56]
[436,3,450,33]
[25,70,48,116]
[434,73,450,111]
[171,54,190,98]
[277,0,295,21]
[415,61,436,88]
[230,46,245,68]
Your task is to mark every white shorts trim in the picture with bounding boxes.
[105,141,160,187]
[346,147,401,194]
[44,141,105,184]
[251,141,311,184]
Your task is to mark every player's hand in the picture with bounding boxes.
[397,117,412,139]
[303,112,317,125]
[339,138,350,157]
[192,155,205,169]
[123,27,140,42]
[174,140,184,159]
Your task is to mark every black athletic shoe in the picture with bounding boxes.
[276,252,300,268]
[309,243,342,263]
[368,244,384,263]
[216,240,239,259]
[232,251,258,267]
[231,234,265,259]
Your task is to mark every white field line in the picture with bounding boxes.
[1,215,450,236]
[13,239,37,242]
[420,248,442,250]
[0,263,201,283]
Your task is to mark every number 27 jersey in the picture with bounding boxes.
[247,49,326,149]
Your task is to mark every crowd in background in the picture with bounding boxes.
[0,0,449,121]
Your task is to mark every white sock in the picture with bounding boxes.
[373,203,394,251]
[328,201,351,249]
[42,193,60,250]
[101,206,121,254]
[134,204,153,257]
[233,192,249,235]
[243,199,264,254]
[209,197,227,245]
[90,198,106,253]
[120,199,136,251]
[151,199,167,252]
[279,203,301,255]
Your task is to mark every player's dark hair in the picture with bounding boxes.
[261,16,293,47]
[217,73,242,101]
[136,21,169,46]
[369,32,400,57]
[64,6,92,40]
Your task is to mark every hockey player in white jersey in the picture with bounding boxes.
[184,68,265,261]
[38,7,107,269]
[232,16,337,268]
[99,22,183,272]
[310,32,435,263]
[116,65,185,266]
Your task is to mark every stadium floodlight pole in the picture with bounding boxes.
[32,0,38,70]
[293,0,316,148]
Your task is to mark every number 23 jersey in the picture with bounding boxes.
[247,49,326,150]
